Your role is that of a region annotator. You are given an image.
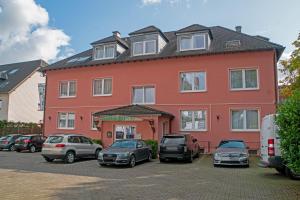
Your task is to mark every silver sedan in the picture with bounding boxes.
[213,140,249,167]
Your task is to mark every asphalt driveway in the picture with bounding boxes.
[0,151,299,200]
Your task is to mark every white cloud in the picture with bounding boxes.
[0,0,72,65]
[142,0,161,5]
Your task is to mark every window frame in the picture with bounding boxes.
[132,40,156,56]
[59,80,76,98]
[57,112,75,130]
[91,112,98,130]
[92,78,112,96]
[180,71,207,93]
[230,109,260,132]
[229,68,259,91]
[93,44,115,60]
[180,110,207,132]
[132,86,155,105]
[179,34,206,51]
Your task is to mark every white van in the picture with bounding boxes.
[259,114,299,179]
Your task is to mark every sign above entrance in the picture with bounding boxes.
[99,115,143,122]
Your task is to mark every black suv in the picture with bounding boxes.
[15,135,46,153]
[0,134,22,151]
[159,134,200,163]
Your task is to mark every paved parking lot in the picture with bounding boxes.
[0,151,299,200]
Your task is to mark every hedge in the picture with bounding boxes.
[145,140,158,159]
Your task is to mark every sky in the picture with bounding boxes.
[0,0,300,65]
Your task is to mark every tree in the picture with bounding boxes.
[276,90,300,173]
[280,33,300,98]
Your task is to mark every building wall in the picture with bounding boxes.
[44,51,277,151]
[8,71,45,123]
[0,94,9,121]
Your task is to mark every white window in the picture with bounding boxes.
[180,72,206,92]
[94,44,115,60]
[133,40,156,56]
[91,113,98,130]
[132,86,155,104]
[230,69,258,90]
[180,34,205,51]
[181,110,207,131]
[93,78,112,96]
[58,112,75,129]
[231,109,259,131]
[59,81,76,97]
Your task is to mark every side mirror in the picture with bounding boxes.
[246,146,250,149]
[137,144,142,148]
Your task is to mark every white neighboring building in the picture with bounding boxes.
[0,60,46,123]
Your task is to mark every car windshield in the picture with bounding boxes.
[18,136,30,140]
[111,140,136,148]
[218,141,245,148]
[46,136,64,143]
[161,136,185,144]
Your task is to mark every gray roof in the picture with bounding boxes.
[44,25,285,72]
[176,24,209,34]
[0,60,47,93]
[129,25,162,35]
[91,35,128,48]
[94,104,174,119]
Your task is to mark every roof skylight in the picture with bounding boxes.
[67,56,90,63]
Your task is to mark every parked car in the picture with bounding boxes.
[15,134,46,153]
[98,139,152,168]
[0,134,22,151]
[213,140,249,167]
[259,114,300,179]
[41,134,103,163]
[159,133,200,163]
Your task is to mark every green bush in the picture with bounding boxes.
[92,139,103,145]
[276,90,300,173]
[145,140,158,159]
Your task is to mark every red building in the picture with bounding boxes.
[43,24,284,152]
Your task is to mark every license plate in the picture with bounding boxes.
[167,147,177,151]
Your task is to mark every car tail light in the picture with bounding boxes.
[55,144,65,148]
[24,139,31,143]
[268,139,275,156]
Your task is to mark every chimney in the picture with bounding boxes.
[113,31,121,38]
[235,26,242,33]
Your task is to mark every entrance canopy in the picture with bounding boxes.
[93,104,174,119]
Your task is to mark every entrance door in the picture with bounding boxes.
[115,125,136,140]
[162,122,169,135]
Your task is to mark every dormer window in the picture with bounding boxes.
[94,44,115,60]
[133,40,156,56]
[179,34,205,51]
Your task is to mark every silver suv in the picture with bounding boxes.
[41,134,102,163]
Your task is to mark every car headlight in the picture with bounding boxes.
[240,153,248,157]
[214,153,221,158]
[117,152,130,158]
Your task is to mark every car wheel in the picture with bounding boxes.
[187,152,193,163]
[9,145,15,151]
[95,149,101,159]
[214,164,218,167]
[285,167,300,180]
[16,149,21,152]
[276,167,285,175]
[29,145,36,153]
[147,151,152,162]
[129,155,136,168]
[44,157,54,162]
[65,151,75,164]
[99,163,106,167]
[159,158,166,163]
